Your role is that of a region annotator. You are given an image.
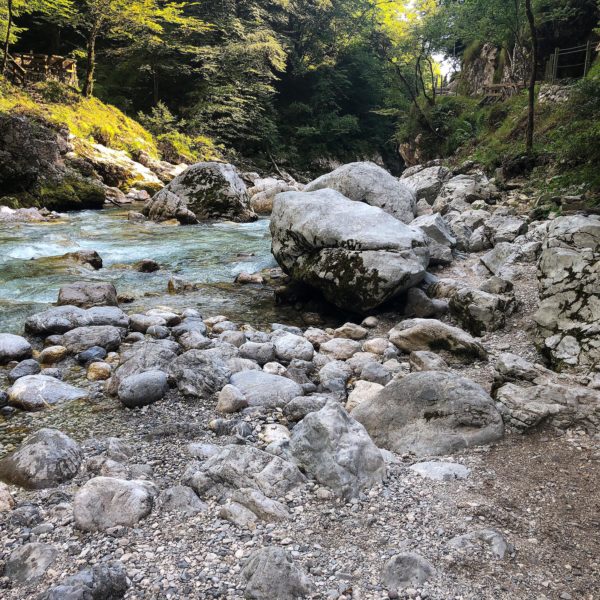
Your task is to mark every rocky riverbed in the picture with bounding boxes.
[0,159,598,599]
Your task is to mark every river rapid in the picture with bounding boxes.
[0,207,304,334]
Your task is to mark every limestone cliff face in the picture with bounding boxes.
[461,43,529,96]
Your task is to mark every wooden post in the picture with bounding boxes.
[583,40,592,77]
[552,47,559,83]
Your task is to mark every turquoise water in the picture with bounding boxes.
[0,207,297,333]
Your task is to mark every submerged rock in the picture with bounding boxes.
[57,281,118,308]
[270,189,429,313]
[143,162,256,224]
[8,374,87,411]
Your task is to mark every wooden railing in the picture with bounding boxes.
[545,41,597,83]
[5,53,78,87]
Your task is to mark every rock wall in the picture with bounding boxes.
[534,215,600,370]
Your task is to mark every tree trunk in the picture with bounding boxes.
[1,0,14,75]
[525,0,537,154]
[82,29,98,97]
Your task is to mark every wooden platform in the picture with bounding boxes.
[6,53,78,87]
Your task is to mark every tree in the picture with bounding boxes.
[0,0,72,73]
[73,0,204,97]
[525,0,538,153]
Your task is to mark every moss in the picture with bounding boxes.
[157,131,222,163]
[35,175,105,211]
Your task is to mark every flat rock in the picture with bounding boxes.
[410,461,470,481]
[352,371,503,456]
[230,370,303,408]
[61,325,122,353]
[8,375,87,411]
[57,281,118,308]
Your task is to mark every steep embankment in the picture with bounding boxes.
[0,79,220,211]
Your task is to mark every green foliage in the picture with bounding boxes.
[137,101,181,135]
[157,131,221,163]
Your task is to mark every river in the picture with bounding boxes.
[0,207,306,334]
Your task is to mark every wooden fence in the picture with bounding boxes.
[5,53,78,87]
[545,41,597,83]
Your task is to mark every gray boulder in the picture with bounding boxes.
[0,428,82,489]
[107,339,178,396]
[389,318,487,361]
[158,485,207,516]
[449,529,512,560]
[39,561,129,600]
[304,161,416,223]
[0,333,32,364]
[283,395,330,422]
[8,358,41,382]
[143,162,256,224]
[272,333,314,363]
[449,288,515,336]
[410,213,456,266]
[352,371,503,456]
[242,547,314,600]
[271,189,429,312]
[168,349,232,398]
[61,325,122,353]
[5,542,58,584]
[229,370,303,408]
[25,305,128,336]
[382,552,435,592]
[183,445,305,501]
[239,341,276,365]
[74,476,158,531]
[432,174,491,214]
[401,165,451,204]
[117,370,169,408]
[290,402,385,499]
[57,282,118,308]
[8,375,87,410]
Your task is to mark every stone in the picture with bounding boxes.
[117,370,169,408]
[74,477,158,531]
[534,215,600,368]
[158,485,207,516]
[220,330,247,347]
[216,384,249,413]
[230,370,303,408]
[449,287,515,336]
[403,287,443,319]
[231,487,290,522]
[290,401,385,498]
[495,381,600,432]
[480,276,513,295]
[61,325,122,353]
[320,338,362,360]
[263,361,287,376]
[484,214,528,244]
[8,358,41,382]
[242,546,314,599]
[494,352,544,385]
[0,481,15,511]
[76,345,108,365]
[129,313,167,333]
[480,242,519,279]
[0,333,32,364]
[409,350,449,372]
[87,361,112,381]
[134,258,160,272]
[362,337,390,355]
[240,341,276,365]
[410,461,470,480]
[283,395,330,422]
[39,561,129,600]
[270,189,429,312]
[361,316,379,328]
[359,361,392,385]
[146,324,169,339]
[5,542,58,584]
[448,529,512,560]
[304,161,416,223]
[352,371,503,456]
[382,553,435,592]
[389,318,487,361]
[168,348,231,398]
[8,375,87,411]
[433,174,491,214]
[346,380,384,412]
[38,345,68,364]
[143,161,256,223]
[410,213,456,265]
[273,333,314,362]
[183,445,305,500]
[0,428,82,489]
[401,165,451,204]
[318,360,352,395]
[57,281,118,308]
[334,322,368,340]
